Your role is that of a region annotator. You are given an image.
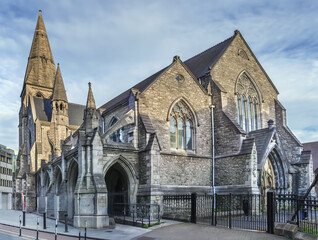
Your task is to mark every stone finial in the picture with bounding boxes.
[268,119,274,129]
[86,82,96,109]
[234,29,240,35]
[173,55,180,62]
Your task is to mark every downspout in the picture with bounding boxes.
[134,91,140,149]
[211,104,215,196]
[208,74,216,209]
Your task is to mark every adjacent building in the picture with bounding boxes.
[14,11,316,228]
[0,144,16,209]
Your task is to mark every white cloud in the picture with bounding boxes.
[1,0,318,149]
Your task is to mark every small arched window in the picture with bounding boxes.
[236,72,260,132]
[169,100,194,150]
[109,117,118,127]
[60,103,63,111]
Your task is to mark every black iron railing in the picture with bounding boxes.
[112,203,160,227]
[162,194,192,222]
[162,192,318,235]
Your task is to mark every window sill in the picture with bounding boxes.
[164,149,196,156]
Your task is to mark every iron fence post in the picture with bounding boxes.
[191,193,197,224]
[214,193,217,226]
[229,193,232,229]
[267,190,275,234]
[211,194,215,226]
[296,195,300,227]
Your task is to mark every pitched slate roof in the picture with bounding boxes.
[239,138,255,155]
[33,97,52,121]
[101,67,167,113]
[303,141,318,170]
[184,36,234,78]
[68,103,86,125]
[247,128,273,164]
[33,97,85,125]
[140,114,155,133]
[100,33,235,114]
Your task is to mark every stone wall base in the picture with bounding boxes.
[73,215,109,229]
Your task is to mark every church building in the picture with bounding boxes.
[14,11,315,228]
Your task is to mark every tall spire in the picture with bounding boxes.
[86,82,96,109]
[23,10,56,89]
[52,64,68,102]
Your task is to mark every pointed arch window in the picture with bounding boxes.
[169,101,194,150]
[236,72,260,132]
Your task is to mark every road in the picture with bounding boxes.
[0,229,33,240]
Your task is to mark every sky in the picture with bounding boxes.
[0,0,317,150]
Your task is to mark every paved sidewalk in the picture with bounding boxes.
[0,210,288,240]
[0,209,153,240]
[133,223,286,240]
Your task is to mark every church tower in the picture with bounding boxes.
[15,10,56,212]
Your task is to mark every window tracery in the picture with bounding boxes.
[169,101,194,150]
[236,73,260,132]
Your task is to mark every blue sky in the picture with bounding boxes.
[0,0,318,150]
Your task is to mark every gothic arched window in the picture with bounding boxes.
[236,72,260,132]
[169,101,194,150]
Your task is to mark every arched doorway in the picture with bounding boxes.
[261,157,275,204]
[67,161,78,219]
[105,163,129,216]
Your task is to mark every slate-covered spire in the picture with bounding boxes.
[52,64,68,102]
[23,10,56,89]
[86,82,96,109]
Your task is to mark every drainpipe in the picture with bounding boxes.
[210,105,215,203]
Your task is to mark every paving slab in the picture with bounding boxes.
[133,222,287,240]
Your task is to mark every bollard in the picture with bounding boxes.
[22,211,26,226]
[55,219,58,240]
[84,226,87,240]
[78,231,81,240]
[43,212,46,229]
[84,220,87,240]
[19,215,22,236]
[64,214,68,232]
[36,217,39,240]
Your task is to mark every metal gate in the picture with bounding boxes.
[162,192,287,232]
[163,192,318,235]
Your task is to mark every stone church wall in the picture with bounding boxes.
[211,33,278,129]
[275,100,302,164]
[212,83,241,156]
[158,154,211,186]
[139,60,212,156]
[215,154,250,186]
